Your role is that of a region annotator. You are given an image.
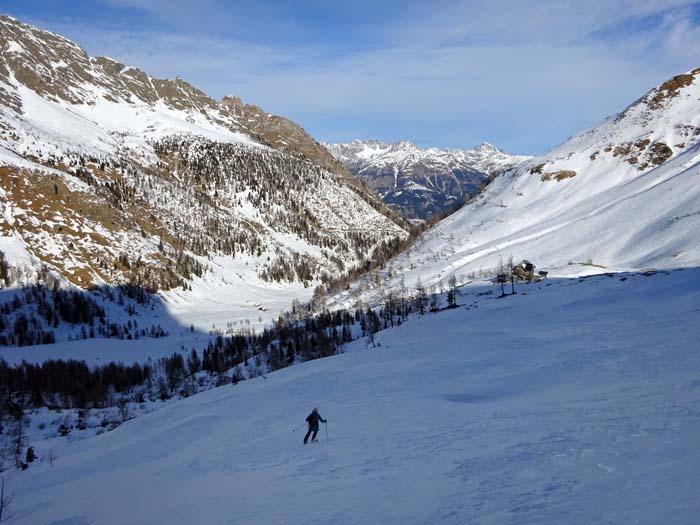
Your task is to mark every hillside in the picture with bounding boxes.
[325,67,700,309]
[325,140,528,219]
[5,268,700,524]
[0,15,408,341]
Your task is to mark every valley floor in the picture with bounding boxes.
[5,269,700,524]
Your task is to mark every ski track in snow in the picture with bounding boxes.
[5,269,700,524]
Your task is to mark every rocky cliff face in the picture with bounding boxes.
[324,140,529,220]
[515,67,700,188]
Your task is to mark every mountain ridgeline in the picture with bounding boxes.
[0,15,409,301]
[324,66,700,312]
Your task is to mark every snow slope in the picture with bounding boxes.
[325,67,700,309]
[6,268,700,524]
[0,18,258,165]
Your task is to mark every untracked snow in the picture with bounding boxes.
[326,67,700,309]
[5,269,700,524]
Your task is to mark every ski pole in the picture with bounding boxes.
[292,422,306,432]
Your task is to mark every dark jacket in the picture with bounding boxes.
[305,410,326,430]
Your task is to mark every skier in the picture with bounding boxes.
[303,407,326,444]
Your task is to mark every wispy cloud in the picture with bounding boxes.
[10,0,700,153]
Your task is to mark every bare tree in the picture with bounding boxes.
[385,290,395,328]
[429,287,440,312]
[118,398,131,423]
[13,416,27,470]
[0,476,12,523]
[47,449,57,467]
[447,275,458,308]
[399,276,408,321]
[415,278,427,315]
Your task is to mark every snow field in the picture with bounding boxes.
[325,68,700,311]
[5,268,700,524]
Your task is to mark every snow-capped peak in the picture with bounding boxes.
[323,139,530,219]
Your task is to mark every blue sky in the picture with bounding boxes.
[3,0,700,154]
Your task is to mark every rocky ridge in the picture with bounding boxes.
[0,15,408,302]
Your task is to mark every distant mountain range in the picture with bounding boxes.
[324,140,529,220]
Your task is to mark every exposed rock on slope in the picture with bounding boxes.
[219,96,347,179]
[0,16,408,302]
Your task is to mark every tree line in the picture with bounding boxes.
[0,277,459,412]
[0,283,168,347]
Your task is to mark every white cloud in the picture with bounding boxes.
[24,1,700,153]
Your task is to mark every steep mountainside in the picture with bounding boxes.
[324,140,529,219]
[0,15,408,334]
[326,67,700,309]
